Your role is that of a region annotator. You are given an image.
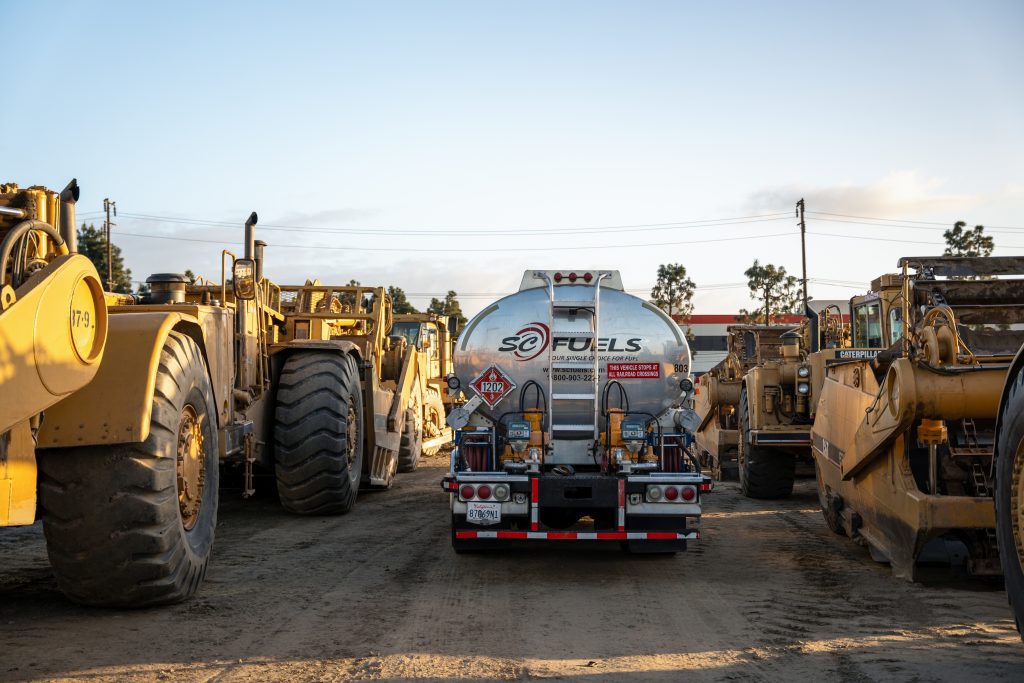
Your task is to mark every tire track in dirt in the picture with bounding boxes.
[1,462,1023,682]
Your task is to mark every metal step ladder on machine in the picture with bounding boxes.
[535,272,609,447]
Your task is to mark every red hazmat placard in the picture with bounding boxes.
[607,362,661,379]
[469,364,517,408]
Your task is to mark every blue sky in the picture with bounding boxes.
[4,1,1023,315]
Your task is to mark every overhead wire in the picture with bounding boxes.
[116,211,792,237]
[114,230,795,252]
[808,210,1024,231]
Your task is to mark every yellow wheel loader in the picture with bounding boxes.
[15,213,426,607]
[812,256,1024,580]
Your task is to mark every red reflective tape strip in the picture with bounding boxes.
[456,530,697,541]
[530,477,539,531]
[617,479,626,531]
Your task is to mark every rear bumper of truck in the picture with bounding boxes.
[453,530,699,541]
[442,470,709,549]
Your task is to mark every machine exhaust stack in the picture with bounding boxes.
[59,178,79,254]
[244,211,258,260]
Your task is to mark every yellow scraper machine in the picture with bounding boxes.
[441,270,710,553]
[0,180,106,527]
[812,255,1024,580]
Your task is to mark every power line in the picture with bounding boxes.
[808,210,1024,231]
[114,230,794,253]
[811,216,1024,236]
[117,211,793,237]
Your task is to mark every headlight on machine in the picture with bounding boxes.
[797,366,810,378]
[797,382,810,395]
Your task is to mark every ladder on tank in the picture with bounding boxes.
[536,272,609,447]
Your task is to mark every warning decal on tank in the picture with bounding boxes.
[607,362,661,379]
[470,364,517,408]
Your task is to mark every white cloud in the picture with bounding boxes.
[746,170,975,216]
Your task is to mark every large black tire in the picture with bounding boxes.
[995,364,1024,639]
[274,352,364,515]
[397,405,423,473]
[738,388,795,499]
[38,330,219,607]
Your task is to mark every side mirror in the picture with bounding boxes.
[233,259,257,300]
[447,317,458,336]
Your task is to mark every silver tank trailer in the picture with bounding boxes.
[455,270,691,428]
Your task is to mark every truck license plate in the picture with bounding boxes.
[466,501,501,525]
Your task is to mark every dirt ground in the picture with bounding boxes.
[1,456,1023,682]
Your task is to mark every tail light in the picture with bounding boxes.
[477,485,492,500]
[493,484,510,501]
[646,485,663,502]
[583,272,593,283]
[459,485,475,500]
[553,272,563,283]
[681,486,697,502]
[664,486,679,501]
[568,272,578,282]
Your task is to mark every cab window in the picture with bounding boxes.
[423,325,438,352]
[888,309,903,345]
[853,302,883,348]
[390,322,420,348]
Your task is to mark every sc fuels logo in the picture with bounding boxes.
[499,322,550,361]
[498,322,643,362]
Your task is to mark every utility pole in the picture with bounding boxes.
[797,198,808,312]
[103,197,117,291]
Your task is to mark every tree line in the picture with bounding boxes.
[649,221,995,325]
[74,218,995,335]
[75,221,469,330]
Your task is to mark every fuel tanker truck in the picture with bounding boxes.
[441,270,708,554]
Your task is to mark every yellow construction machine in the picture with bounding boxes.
[692,313,847,495]
[278,285,449,476]
[0,180,107,527]
[390,312,458,458]
[812,256,1024,580]
[693,325,789,482]
[15,213,428,607]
